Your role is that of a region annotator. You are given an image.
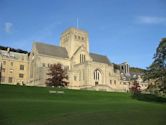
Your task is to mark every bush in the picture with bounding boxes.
[16,83,21,86]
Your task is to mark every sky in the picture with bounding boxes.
[0,0,166,69]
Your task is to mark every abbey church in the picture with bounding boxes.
[0,27,148,91]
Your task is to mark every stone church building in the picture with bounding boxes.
[1,27,148,91]
[29,27,125,91]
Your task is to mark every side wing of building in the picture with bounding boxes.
[0,48,29,85]
[29,42,70,86]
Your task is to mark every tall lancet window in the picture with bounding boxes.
[80,54,86,63]
[94,69,101,81]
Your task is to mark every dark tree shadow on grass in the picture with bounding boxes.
[132,93,166,103]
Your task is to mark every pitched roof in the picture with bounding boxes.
[90,53,110,64]
[0,45,29,54]
[35,42,68,58]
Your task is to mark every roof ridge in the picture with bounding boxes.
[90,52,107,57]
[34,41,65,49]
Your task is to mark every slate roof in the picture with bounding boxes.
[35,42,68,58]
[90,53,110,64]
[34,42,111,64]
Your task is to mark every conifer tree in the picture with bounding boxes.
[144,38,166,94]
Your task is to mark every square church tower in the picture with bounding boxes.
[60,28,89,58]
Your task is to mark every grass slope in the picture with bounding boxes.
[0,84,166,125]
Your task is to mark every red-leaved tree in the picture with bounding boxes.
[46,63,68,87]
[130,80,141,96]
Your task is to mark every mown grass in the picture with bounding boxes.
[0,84,166,125]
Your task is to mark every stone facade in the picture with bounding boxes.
[0,48,29,85]
[0,27,148,92]
[28,28,132,91]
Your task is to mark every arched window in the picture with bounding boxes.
[94,69,101,80]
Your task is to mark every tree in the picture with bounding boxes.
[144,38,166,94]
[130,80,141,96]
[46,63,68,87]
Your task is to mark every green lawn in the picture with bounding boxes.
[0,84,166,125]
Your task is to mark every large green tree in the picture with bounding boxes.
[46,63,68,87]
[144,38,166,94]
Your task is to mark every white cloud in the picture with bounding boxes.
[136,16,166,24]
[4,22,13,33]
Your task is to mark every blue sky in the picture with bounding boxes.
[0,0,166,68]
